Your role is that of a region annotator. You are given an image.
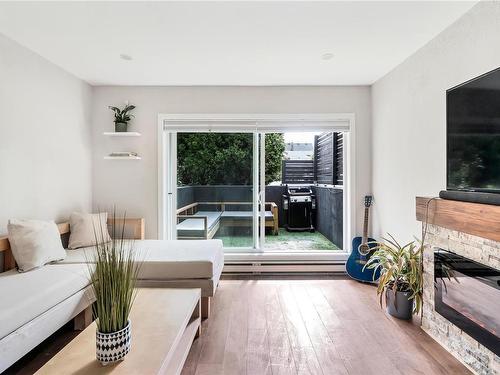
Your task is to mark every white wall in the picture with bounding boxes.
[0,34,93,234]
[91,86,371,239]
[372,2,500,241]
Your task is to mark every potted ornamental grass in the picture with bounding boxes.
[363,234,423,320]
[89,217,141,365]
[109,103,135,132]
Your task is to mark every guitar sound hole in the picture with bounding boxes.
[358,244,370,256]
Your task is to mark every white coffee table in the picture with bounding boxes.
[36,288,201,375]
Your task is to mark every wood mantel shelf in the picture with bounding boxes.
[416,196,500,242]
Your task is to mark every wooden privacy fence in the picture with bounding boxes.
[314,132,343,186]
[282,160,315,184]
[282,132,343,185]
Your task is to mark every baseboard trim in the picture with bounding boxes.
[223,262,346,274]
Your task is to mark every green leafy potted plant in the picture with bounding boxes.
[88,217,141,365]
[363,234,423,320]
[109,104,135,132]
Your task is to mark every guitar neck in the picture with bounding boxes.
[362,207,369,243]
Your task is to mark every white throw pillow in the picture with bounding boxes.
[68,212,111,249]
[7,219,66,272]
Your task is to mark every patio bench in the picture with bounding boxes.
[177,202,278,239]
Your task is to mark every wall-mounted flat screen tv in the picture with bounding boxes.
[447,67,500,193]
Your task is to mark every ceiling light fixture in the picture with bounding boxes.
[322,53,334,61]
[120,54,133,61]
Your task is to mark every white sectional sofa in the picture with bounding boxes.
[0,219,224,373]
[57,239,224,315]
[0,263,93,373]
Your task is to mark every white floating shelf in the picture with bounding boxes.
[103,132,141,137]
[104,156,141,160]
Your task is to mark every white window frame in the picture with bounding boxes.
[158,113,355,261]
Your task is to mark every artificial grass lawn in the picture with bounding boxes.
[215,228,340,251]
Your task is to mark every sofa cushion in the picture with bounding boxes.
[177,211,222,238]
[7,219,66,272]
[57,239,224,280]
[0,264,90,340]
[68,212,111,249]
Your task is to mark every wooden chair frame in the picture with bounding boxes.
[176,201,279,239]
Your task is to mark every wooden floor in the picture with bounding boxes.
[182,278,471,375]
[7,278,471,375]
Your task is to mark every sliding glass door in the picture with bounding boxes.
[161,117,351,254]
[259,132,344,252]
[175,132,257,250]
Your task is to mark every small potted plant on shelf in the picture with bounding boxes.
[88,216,141,365]
[363,234,423,320]
[109,103,136,132]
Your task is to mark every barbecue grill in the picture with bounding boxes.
[282,185,316,232]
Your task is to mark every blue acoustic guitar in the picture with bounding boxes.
[346,195,380,283]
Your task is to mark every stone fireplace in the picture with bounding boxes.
[417,197,500,375]
[434,248,499,356]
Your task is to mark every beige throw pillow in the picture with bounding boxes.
[7,219,66,272]
[68,212,111,249]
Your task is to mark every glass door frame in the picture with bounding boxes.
[157,113,355,258]
[162,130,261,252]
[254,133,261,249]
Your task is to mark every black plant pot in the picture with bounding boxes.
[385,288,413,320]
[115,122,128,132]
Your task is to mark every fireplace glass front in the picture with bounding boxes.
[434,248,500,356]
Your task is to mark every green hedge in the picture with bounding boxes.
[177,133,285,185]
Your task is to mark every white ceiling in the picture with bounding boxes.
[0,1,477,86]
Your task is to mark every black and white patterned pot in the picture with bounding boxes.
[96,320,131,365]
